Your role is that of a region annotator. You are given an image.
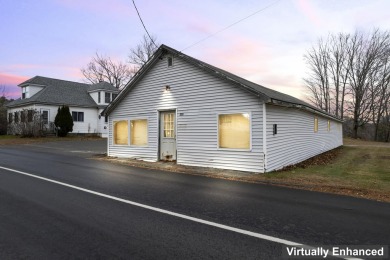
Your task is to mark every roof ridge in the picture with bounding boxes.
[21,75,89,86]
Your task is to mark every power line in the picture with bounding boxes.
[132,0,158,48]
[180,0,281,52]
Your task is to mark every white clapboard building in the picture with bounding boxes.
[7,76,119,137]
[103,45,343,173]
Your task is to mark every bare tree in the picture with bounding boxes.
[128,34,159,68]
[81,53,133,89]
[328,33,350,119]
[345,29,390,138]
[304,29,390,139]
[303,38,331,113]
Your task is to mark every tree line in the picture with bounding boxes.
[304,29,390,141]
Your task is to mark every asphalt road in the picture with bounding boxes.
[0,140,389,259]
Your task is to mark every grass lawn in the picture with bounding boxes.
[255,145,390,202]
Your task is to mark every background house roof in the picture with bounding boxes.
[88,81,118,92]
[8,76,98,108]
[105,44,341,122]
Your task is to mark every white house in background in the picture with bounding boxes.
[6,76,119,137]
[103,45,343,173]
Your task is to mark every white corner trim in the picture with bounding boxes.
[262,103,267,172]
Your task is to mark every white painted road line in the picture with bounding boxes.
[0,165,360,260]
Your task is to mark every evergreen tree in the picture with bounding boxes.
[54,105,73,137]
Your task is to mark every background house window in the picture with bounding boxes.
[14,112,19,123]
[218,113,250,149]
[8,113,13,123]
[72,111,84,122]
[273,124,277,135]
[113,120,128,145]
[130,119,148,146]
[105,92,111,103]
[314,117,318,132]
[21,111,26,122]
[327,120,331,131]
[98,92,101,103]
[112,93,118,100]
[22,87,27,99]
[41,110,49,124]
[27,110,34,122]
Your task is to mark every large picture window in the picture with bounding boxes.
[131,119,148,146]
[218,113,250,149]
[114,120,128,145]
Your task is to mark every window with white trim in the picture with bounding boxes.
[218,113,250,149]
[72,111,84,122]
[41,110,49,124]
[22,87,27,99]
[105,92,111,103]
[314,117,318,132]
[14,112,19,123]
[130,119,148,146]
[113,120,128,145]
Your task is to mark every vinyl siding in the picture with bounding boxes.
[97,108,108,137]
[265,104,343,172]
[109,55,264,172]
[69,107,99,134]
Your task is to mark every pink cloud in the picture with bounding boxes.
[200,36,273,80]
[295,0,324,28]
[0,73,28,99]
[0,73,28,86]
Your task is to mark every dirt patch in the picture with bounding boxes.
[278,148,341,171]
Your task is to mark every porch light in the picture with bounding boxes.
[165,85,171,91]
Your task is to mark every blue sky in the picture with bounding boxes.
[1,0,389,99]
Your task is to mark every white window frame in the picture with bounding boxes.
[40,109,49,124]
[105,92,111,103]
[72,111,84,122]
[112,119,129,146]
[130,118,149,147]
[217,112,252,151]
[314,117,319,133]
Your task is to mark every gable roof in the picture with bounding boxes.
[105,44,341,122]
[88,81,118,92]
[7,76,98,108]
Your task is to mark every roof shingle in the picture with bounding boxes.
[8,76,98,108]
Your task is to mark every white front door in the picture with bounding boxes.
[160,111,176,161]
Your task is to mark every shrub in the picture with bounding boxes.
[54,106,73,137]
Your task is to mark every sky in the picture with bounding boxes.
[1,0,390,100]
